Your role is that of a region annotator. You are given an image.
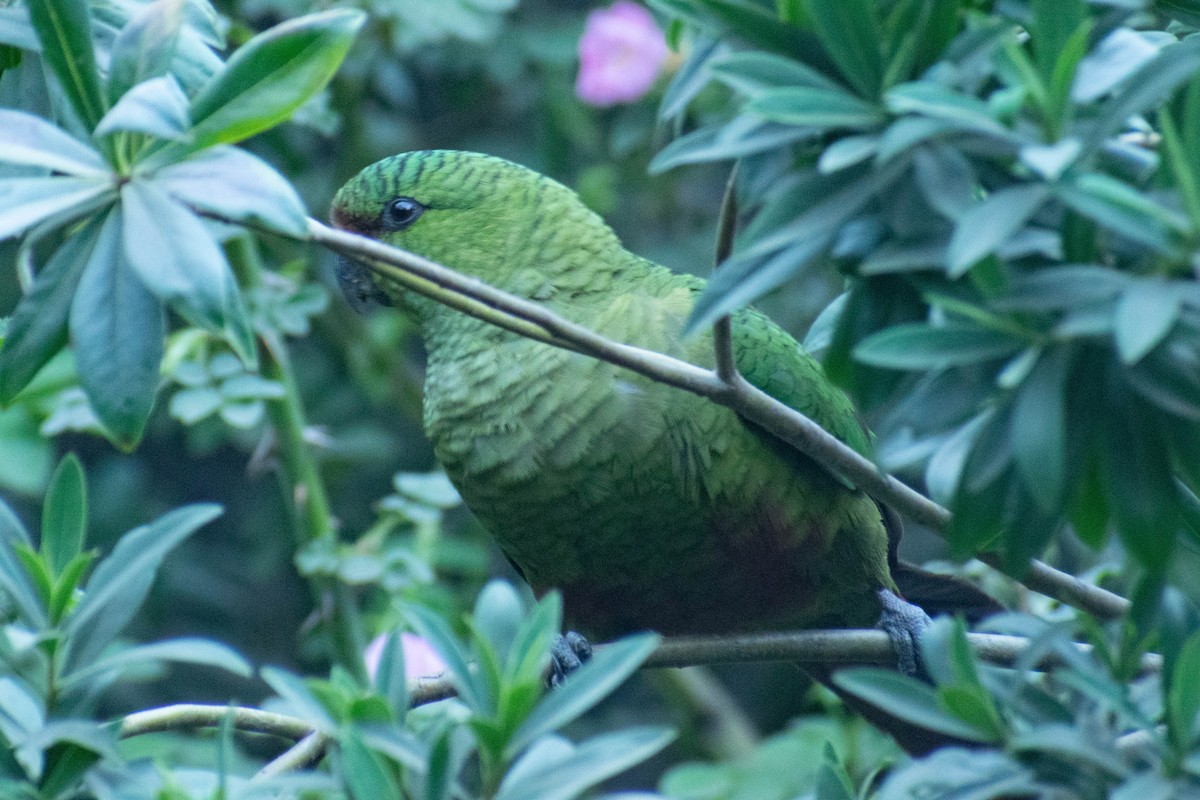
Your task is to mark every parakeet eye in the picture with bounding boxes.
[382,197,425,230]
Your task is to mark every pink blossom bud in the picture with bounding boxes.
[364,632,448,682]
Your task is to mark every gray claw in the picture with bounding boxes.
[548,631,592,687]
[877,588,932,678]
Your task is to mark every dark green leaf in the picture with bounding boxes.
[802,0,883,97]
[1103,409,1179,569]
[885,81,1006,134]
[650,117,815,173]
[1114,280,1181,364]
[1125,337,1200,420]
[658,37,723,121]
[64,503,221,667]
[406,604,489,713]
[153,145,309,237]
[340,728,402,800]
[1058,174,1187,255]
[106,0,185,103]
[833,668,997,741]
[748,86,883,129]
[947,184,1050,276]
[0,109,107,175]
[41,453,86,576]
[1170,631,1200,748]
[495,727,674,800]
[1083,37,1200,157]
[505,592,561,687]
[186,9,365,149]
[62,637,250,691]
[95,75,190,140]
[1012,347,1070,511]
[0,178,114,242]
[877,748,1035,800]
[708,50,840,95]
[68,207,164,447]
[914,144,975,220]
[0,501,45,626]
[854,323,1023,370]
[507,633,659,757]
[993,265,1127,312]
[26,0,106,129]
[372,633,408,715]
[925,411,991,506]
[649,0,807,58]
[0,213,106,404]
[48,551,93,624]
[261,667,335,731]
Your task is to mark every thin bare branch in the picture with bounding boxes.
[712,166,739,383]
[119,704,313,740]
[255,732,332,780]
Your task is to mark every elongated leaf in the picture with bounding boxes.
[406,604,488,713]
[0,6,40,51]
[340,728,402,800]
[371,633,408,714]
[833,668,997,742]
[41,454,86,576]
[0,501,45,626]
[153,146,308,236]
[1103,410,1178,569]
[496,727,674,800]
[748,86,884,129]
[0,178,114,242]
[0,110,107,175]
[1114,279,1181,364]
[659,37,723,121]
[64,503,221,668]
[186,9,365,149]
[1012,348,1070,511]
[854,323,1024,369]
[1072,28,1160,103]
[107,0,185,103]
[650,116,815,173]
[708,50,841,95]
[121,181,235,331]
[62,637,251,691]
[69,207,164,448]
[885,81,1005,134]
[649,0,808,58]
[27,0,106,129]
[802,0,883,97]
[95,75,190,139]
[1058,174,1187,255]
[260,667,334,731]
[1084,37,1200,157]
[507,633,659,757]
[1170,632,1200,748]
[946,184,1050,276]
[0,213,107,404]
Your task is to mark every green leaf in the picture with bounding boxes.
[26,0,106,129]
[95,75,190,140]
[340,728,402,800]
[0,501,46,626]
[748,86,884,129]
[658,37,723,121]
[650,117,814,173]
[946,184,1050,276]
[1012,347,1070,511]
[878,748,1035,800]
[260,667,335,731]
[61,637,251,691]
[1115,280,1181,365]
[854,323,1024,370]
[371,633,408,715]
[0,5,40,51]
[68,207,164,448]
[1083,37,1200,157]
[993,265,1127,312]
[406,604,489,713]
[1009,725,1127,777]
[41,453,86,576]
[0,178,115,242]
[0,213,106,404]
[63,503,221,668]
[495,727,675,800]
[708,50,841,95]
[833,668,998,742]
[1058,174,1187,255]
[473,580,523,666]
[1170,631,1200,749]
[48,551,93,623]
[1103,410,1179,569]
[106,0,185,103]
[153,146,309,237]
[802,0,883,97]
[507,633,659,757]
[186,9,365,150]
[0,109,107,175]
[913,144,975,220]
[505,593,562,687]
[885,81,1006,134]
[648,0,808,58]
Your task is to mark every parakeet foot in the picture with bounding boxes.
[548,631,593,687]
[877,588,932,678]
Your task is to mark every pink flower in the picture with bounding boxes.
[364,632,447,682]
[575,1,669,107]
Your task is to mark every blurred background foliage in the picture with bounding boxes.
[4,0,1200,796]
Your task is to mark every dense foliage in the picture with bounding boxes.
[1,0,1200,798]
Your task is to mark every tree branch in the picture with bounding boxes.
[119,704,314,740]
[255,732,332,780]
[712,166,739,384]
[302,218,1130,622]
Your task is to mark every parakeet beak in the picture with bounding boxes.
[334,254,391,312]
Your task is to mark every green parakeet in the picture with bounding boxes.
[330,150,990,676]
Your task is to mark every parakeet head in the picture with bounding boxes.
[330,150,621,311]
